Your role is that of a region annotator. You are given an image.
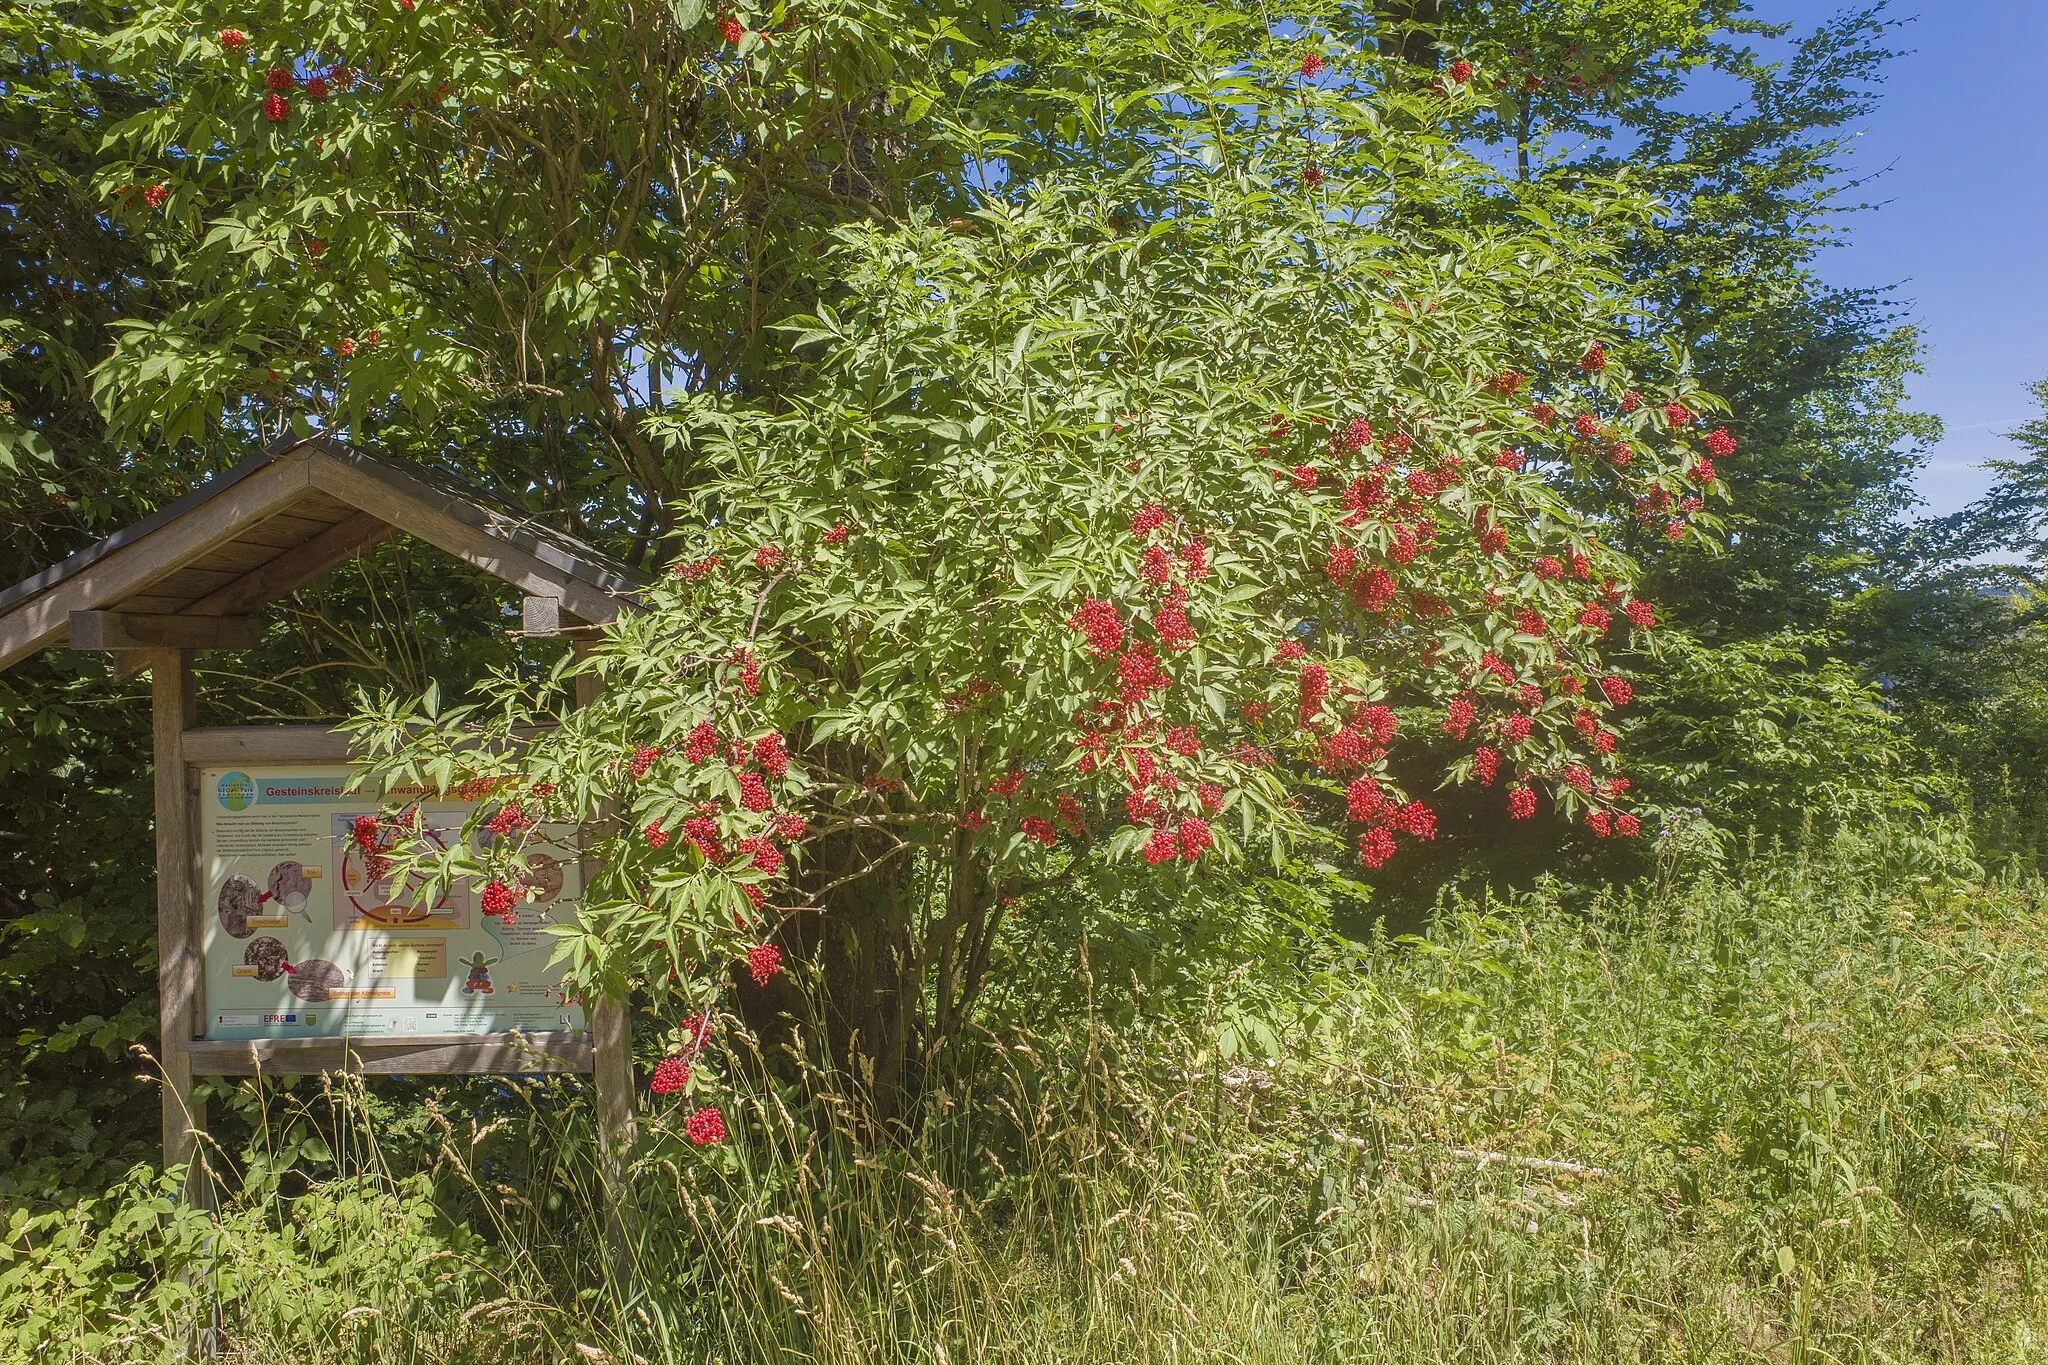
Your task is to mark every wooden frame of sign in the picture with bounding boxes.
[0,436,644,1189]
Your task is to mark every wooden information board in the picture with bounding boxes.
[197,764,586,1042]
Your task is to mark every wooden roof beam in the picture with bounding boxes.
[68,611,263,651]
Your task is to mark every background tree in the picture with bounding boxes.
[1335,2,1944,874]
[1860,377,2048,859]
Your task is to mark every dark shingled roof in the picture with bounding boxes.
[0,434,644,671]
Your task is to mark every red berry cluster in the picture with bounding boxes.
[649,1055,690,1095]
[480,879,517,921]
[684,1104,726,1144]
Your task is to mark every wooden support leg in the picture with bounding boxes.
[572,641,636,1272]
[593,997,635,1216]
[151,648,205,1179]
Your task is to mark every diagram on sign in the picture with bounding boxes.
[333,812,467,929]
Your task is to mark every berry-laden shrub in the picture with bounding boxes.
[350,65,1729,1118]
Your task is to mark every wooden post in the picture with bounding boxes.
[151,649,203,1176]
[573,643,636,1266]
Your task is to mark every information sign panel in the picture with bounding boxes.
[198,765,585,1040]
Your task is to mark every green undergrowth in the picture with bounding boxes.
[10,824,2048,1362]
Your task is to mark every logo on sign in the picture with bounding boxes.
[216,771,256,811]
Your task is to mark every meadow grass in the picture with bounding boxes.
[9,825,2048,1363]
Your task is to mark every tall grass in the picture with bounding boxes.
[9,825,2048,1362]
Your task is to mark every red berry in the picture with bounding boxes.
[218,28,248,50]
[1358,827,1397,868]
[1300,52,1324,77]
[720,16,744,43]
[263,92,290,122]
[141,182,168,209]
[266,68,295,91]
[305,75,330,100]
[480,880,516,919]
[684,721,720,764]
[746,942,782,986]
[1141,827,1178,865]
[739,771,772,813]
[684,1104,726,1144]
[1448,59,1472,83]
[649,1055,690,1095]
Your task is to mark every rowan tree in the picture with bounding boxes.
[350,46,1730,1115]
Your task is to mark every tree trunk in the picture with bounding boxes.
[735,820,920,1126]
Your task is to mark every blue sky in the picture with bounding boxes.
[1770,0,2048,517]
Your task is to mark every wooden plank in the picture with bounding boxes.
[180,724,565,768]
[69,611,263,651]
[0,454,314,670]
[183,1032,593,1076]
[572,637,635,1254]
[118,595,207,614]
[180,725,355,766]
[183,512,392,617]
[183,537,306,576]
[152,650,203,1173]
[310,455,629,626]
[229,511,352,551]
[140,565,242,596]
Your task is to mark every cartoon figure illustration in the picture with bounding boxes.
[459,951,498,996]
